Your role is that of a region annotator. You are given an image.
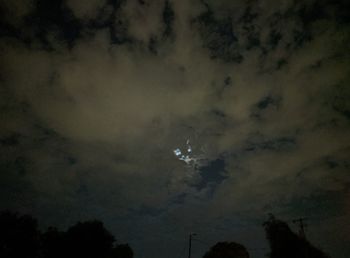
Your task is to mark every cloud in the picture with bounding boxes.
[121,0,164,43]
[66,0,107,21]
[0,0,34,26]
[1,0,350,257]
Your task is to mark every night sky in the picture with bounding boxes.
[0,0,349,257]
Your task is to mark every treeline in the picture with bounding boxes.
[203,214,330,258]
[0,210,132,258]
[263,214,329,258]
[0,210,330,258]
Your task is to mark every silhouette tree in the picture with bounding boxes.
[263,214,329,258]
[0,210,40,258]
[203,241,250,258]
[65,220,116,258]
[41,227,65,258]
[41,221,134,258]
[0,210,134,258]
[110,243,134,258]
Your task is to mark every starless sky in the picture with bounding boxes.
[0,0,349,257]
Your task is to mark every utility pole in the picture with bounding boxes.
[292,217,308,239]
[293,217,310,258]
[188,233,197,258]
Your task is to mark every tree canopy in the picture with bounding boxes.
[0,210,133,258]
[263,215,329,258]
[203,241,250,258]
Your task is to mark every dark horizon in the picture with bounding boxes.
[0,209,331,258]
[0,0,349,257]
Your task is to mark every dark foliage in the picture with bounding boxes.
[65,220,115,258]
[203,241,250,258]
[0,210,133,258]
[41,227,65,258]
[110,244,134,258]
[0,211,40,258]
[263,214,329,258]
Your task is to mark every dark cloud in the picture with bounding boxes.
[194,6,243,63]
[194,158,227,192]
